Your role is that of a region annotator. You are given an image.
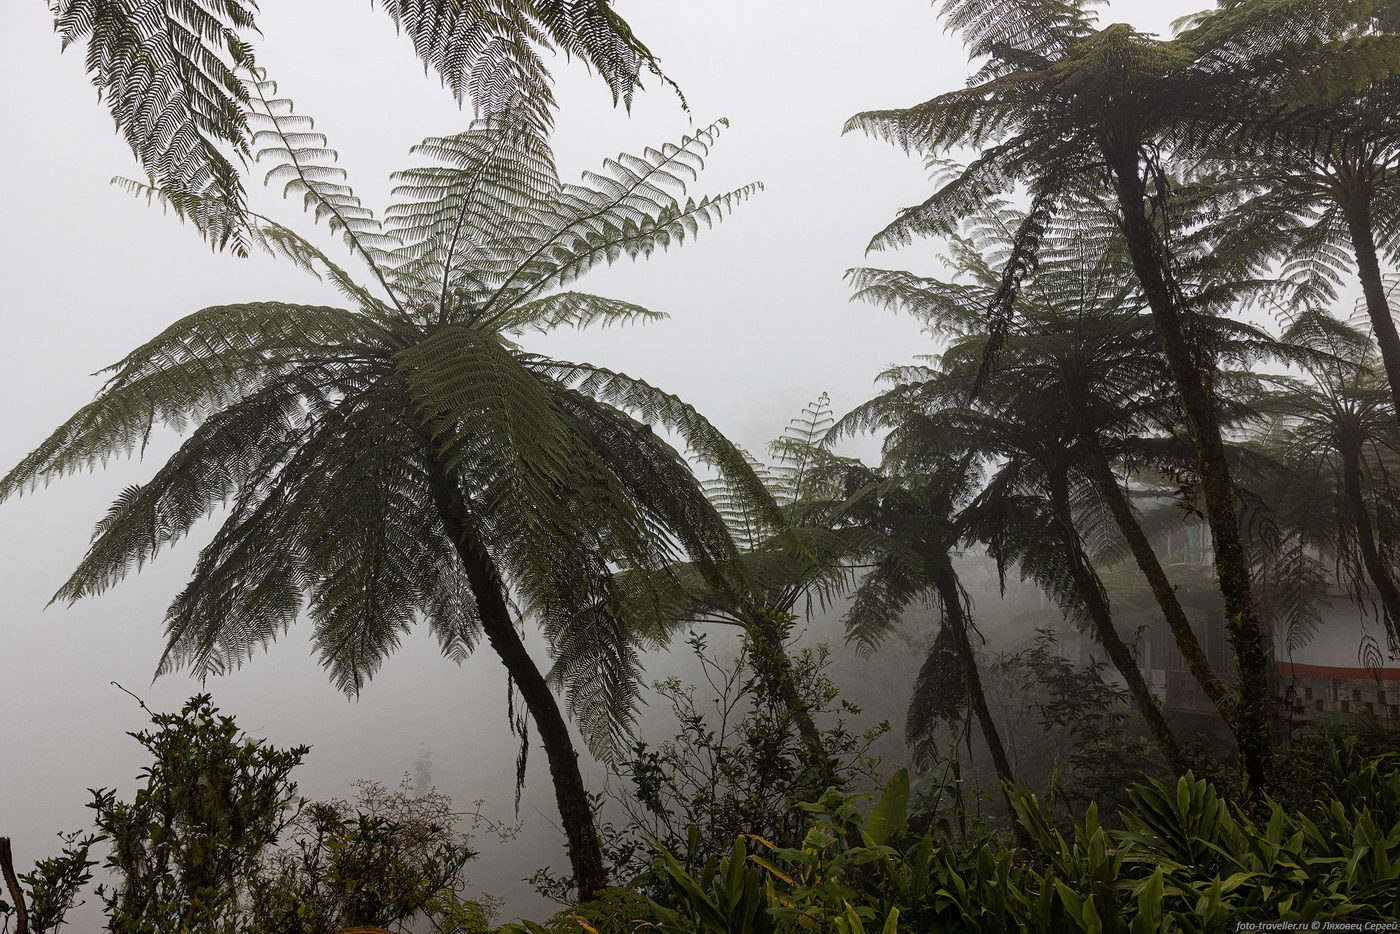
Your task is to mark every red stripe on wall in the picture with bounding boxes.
[1276,662,1400,681]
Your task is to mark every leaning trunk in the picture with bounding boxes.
[1341,191,1400,427]
[423,455,609,901]
[1108,149,1273,792]
[1079,431,1235,730]
[1340,445,1400,637]
[746,613,835,782]
[1047,467,1190,775]
[932,558,1034,849]
[745,612,867,849]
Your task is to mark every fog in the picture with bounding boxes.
[0,0,1203,923]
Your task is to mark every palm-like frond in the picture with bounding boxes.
[475,121,760,320]
[50,1,674,253]
[375,0,670,130]
[51,0,258,253]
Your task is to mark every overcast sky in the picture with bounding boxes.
[0,0,1196,920]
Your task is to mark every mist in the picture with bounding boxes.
[1,0,1389,929]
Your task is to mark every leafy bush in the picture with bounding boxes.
[590,631,886,893]
[624,738,1400,933]
[990,630,1170,816]
[501,887,667,934]
[90,694,307,933]
[4,695,496,934]
[245,778,497,933]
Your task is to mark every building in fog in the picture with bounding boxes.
[1118,516,1400,734]
[1028,510,1400,738]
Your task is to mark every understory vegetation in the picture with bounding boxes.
[7,0,1400,930]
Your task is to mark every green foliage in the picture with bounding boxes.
[504,887,666,934]
[9,696,495,934]
[991,630,1166,813]
[595,631,886,892]
[1,114,766,763]
[612,742,1400,933]
[48,0,672,253]
[244,778,494,934]
[3,832,98,934]
[89,694,307,934]
[49,0,259,252]
[1245,311,1400,650]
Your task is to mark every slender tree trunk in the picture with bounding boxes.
[1046,466,1190,775]
[1341,192,1400,425]
[1108,150,1273,792]
[930,561,1016,789]
[744,611,868,850]
[932,558,1034,849]
[1078,431,1235,729]
[422,455,609,901]
[0,838,28,934]
[746,613,831,772]
[1340,445,1400,632]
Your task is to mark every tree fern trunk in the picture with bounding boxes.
[1108,151,1273,793]
[745,613,833,779]
[422,456,609,902]
[744,612,868,850]
[1046,466,1189,775]
[1342,193,1400,426]
[932,558,1034,849]
[1340,445,1400,637]
[1079,431,1235,729]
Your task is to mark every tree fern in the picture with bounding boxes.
[839,0,1400,789]
[2,111,762,900]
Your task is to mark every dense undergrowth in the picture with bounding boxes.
[4,655,1398,934]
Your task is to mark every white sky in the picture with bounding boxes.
[0,0,1199,920]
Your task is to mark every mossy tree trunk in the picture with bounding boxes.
[423,453,609,902]
[1340,444,1400,631]
[1341,186,1400,428]
[1107,147,1274,793]
[746,611,834,780]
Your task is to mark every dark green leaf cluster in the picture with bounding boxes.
[87,694,307,934]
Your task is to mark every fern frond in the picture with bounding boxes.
[387,123,560,313]
[116,178,396,312]
[246,75,404,303]
[535,359,781,531]
[496,292,666,334]
[51,0,258,253]
[0,304,376,502]
[477,121,760,319]
[375,0,669,132]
